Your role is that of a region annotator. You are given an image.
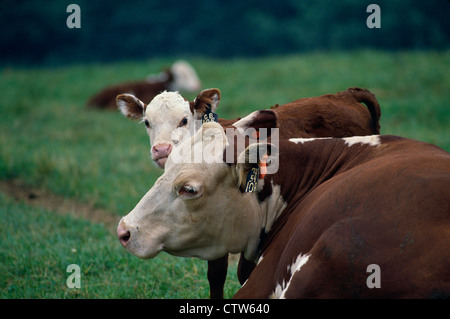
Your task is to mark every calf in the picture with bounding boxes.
[87,60,201,109]
[117,87,382,298]
[117,120,450,298]
[117,87,381,168]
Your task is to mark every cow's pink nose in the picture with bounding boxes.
[117,223,131,247]
[152,144,172,158]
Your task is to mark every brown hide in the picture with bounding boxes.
[234,136,450,298]
[271,87,380,137]
[87,71,173,109]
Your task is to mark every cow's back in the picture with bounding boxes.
[273,88,380,139]
[88,81,168,109]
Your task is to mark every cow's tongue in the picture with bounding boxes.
[155,157,167,168]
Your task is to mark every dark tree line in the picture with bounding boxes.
[0,0,448,66]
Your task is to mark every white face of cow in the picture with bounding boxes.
[117,89,221,169]
[143,92,192,168]
[117,122,275,261]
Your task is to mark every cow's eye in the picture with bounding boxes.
[178,117,188,127]
[178,184,201,199]
[144,119,150,128]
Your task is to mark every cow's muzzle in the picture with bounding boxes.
[117,220,131,247]
[152,144,173,168]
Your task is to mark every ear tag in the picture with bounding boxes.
[259,154,269,179]
[202,104,218,124]
[250,131,260,139]
[244,167,259,192]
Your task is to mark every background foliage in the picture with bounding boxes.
[0,0,449,66]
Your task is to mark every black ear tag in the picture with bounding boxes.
[244,167,259,192]
[202,104,218,124]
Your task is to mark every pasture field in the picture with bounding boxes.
[0,50,449,298]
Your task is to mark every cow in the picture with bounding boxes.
[116,87,380,168]
[87,60,201,109]
[116,87,382,298]
[117,119,450,298]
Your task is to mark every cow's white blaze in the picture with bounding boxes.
[343,135,380,147]
[289,137,331,144]
[144,91,192,146]
[289,135,381,147]
[257,254,264,265]
[272,253,311,299]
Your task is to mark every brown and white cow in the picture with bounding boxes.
[117,87,382,298]
[116,87,381,169]
[87,60,201,109]
[117,120,450,298]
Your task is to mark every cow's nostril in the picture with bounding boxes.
[117,223,131,247]
[119,230,131,247]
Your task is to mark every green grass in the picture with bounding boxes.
[0,192,239,298]
[0,50,449,298]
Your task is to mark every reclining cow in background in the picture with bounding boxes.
[116,87,382,299]
[117,118,450,298]
[87,60,201,109]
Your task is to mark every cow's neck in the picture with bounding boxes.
[255,137,378,255]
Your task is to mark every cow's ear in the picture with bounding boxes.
[116,93,146,120]
[232,110,278,139]
[190,88,221,118]
[235,143,278,192]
